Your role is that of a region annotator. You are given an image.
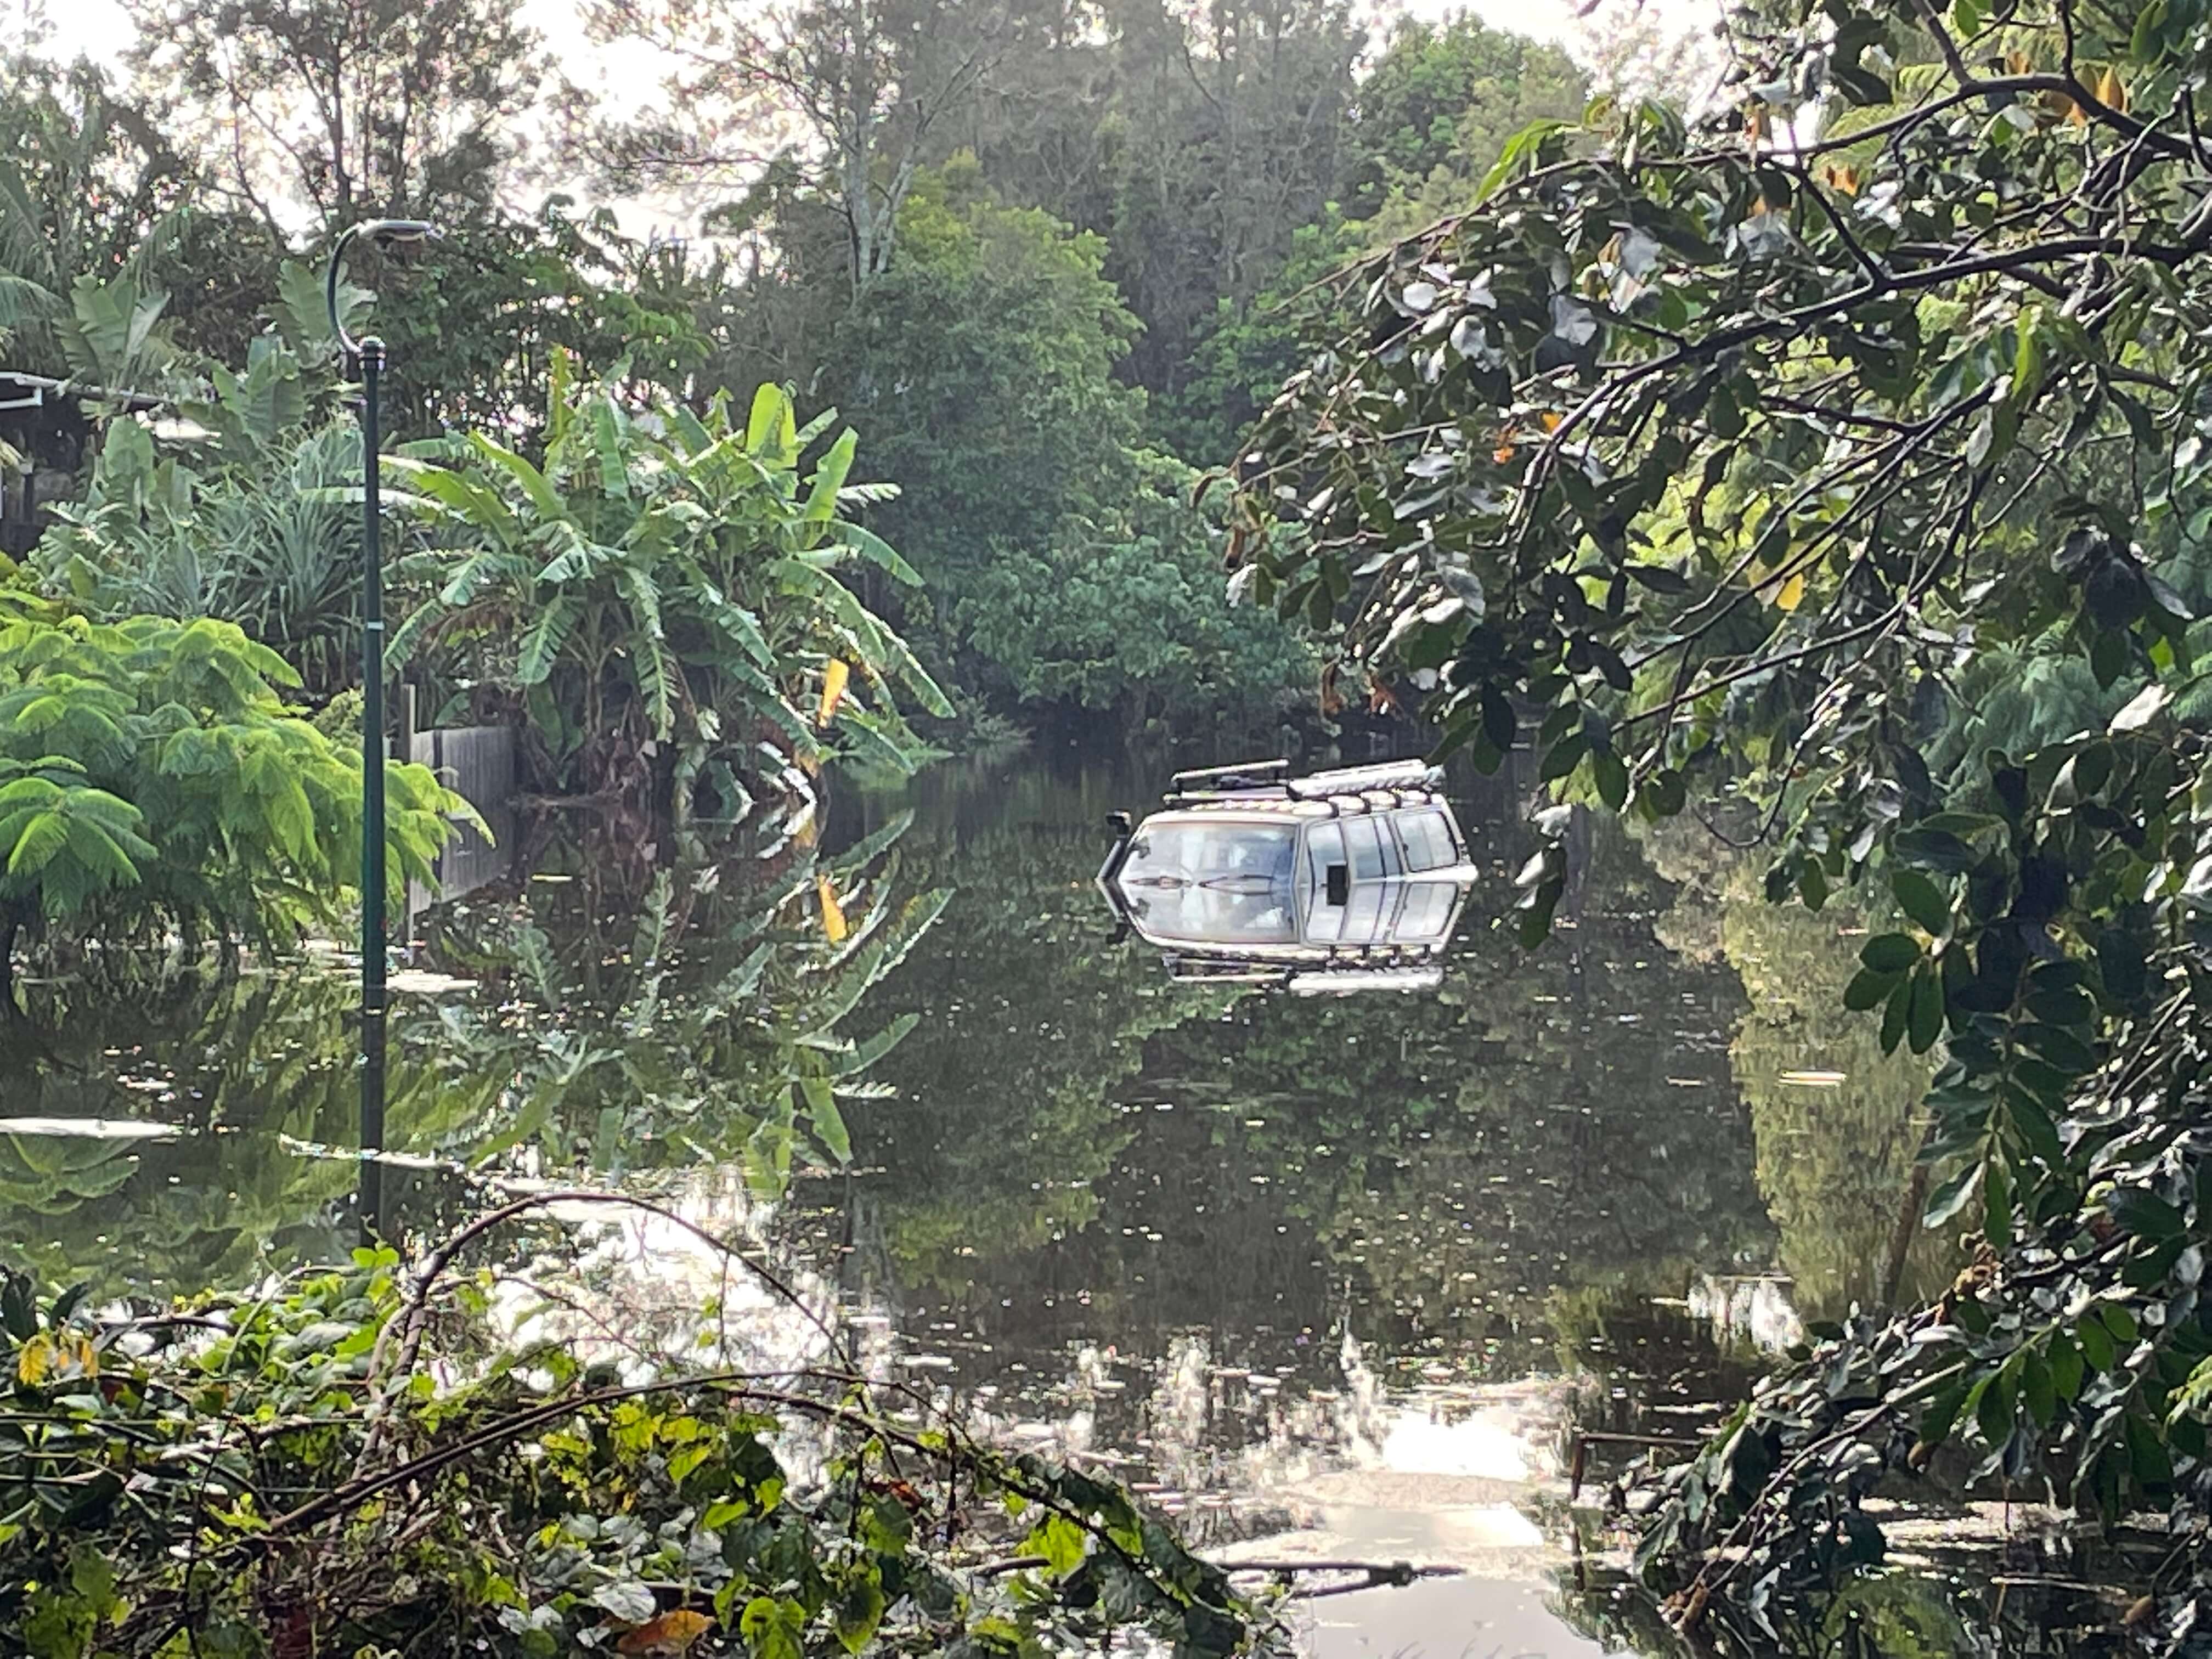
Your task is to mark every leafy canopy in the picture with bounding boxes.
[0,584,460,972]
[1229,0,2212,1632]
[390,356,949,807]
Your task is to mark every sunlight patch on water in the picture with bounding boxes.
[1683,1273,1805,1353]
[0,1118,181,1141]
[1371,1410,1533,1483]
[384,969,482,996]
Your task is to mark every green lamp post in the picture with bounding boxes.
[325,218,439,1237]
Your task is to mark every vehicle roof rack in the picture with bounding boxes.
[1169,758,1289,789]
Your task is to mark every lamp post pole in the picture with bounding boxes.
[326,219,438,1239]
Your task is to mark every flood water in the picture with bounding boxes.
[0,744,2124,1655]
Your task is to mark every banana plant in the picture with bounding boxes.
[386,354,949,822]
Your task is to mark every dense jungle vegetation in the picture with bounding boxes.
[30,0,2212,1646]
[0,1,1695,1652]
[0,0,1664,758]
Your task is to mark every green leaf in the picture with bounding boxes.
[1982,1153,2013,1251]
[1475,117,1573,203]
[1974,1369,2016,1448]
[467,433,566,522]
[1907,965,1944,1054]
[1860,933,1921,974]
[2021,1351,2056,1427]
[804,428,858,522]
[738,1594,805,1659]
[2047,1331,2084,1401]
[2127,1411,2174,1489]
[1880,974,1911,1054]
[2112,1189,2185,1240]
[1639,766,1686,818]
[591,398,630,499]
[823,521,922,585]
[2011,305,2047,406]
[1923,1160,1982,1227]
[2133,0,2170,59]
[799,1075,851,1165]
[1845,966,1899,1011]
[1892,870,1952,936]
[1023,1513,1090,1577]
[745,384,797,458]
[517,596,582,686]
[2076,1314,2116,1373]
[832,1576,885,1654]
[1592,747,1628,810]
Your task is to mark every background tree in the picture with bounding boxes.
[577,0,1024,288]
[805,159,1147,680]
[1339,14,1588,225]
[123,0,545,234]
[952,450,1312,736]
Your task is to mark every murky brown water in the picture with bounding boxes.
[0,746,2120,1654]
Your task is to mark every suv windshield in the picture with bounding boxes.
[1115,821,1298,944]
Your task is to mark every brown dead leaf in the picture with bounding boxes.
[617,1609,714,1656]
[1678,1582,1710,1632]
[1318,662,1344,717]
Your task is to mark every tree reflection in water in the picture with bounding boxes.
[0,750,2068,1653]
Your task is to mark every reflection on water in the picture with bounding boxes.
[0,744,2090,1652]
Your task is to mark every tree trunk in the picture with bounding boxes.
[0,905,22,1020]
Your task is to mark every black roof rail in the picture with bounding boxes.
[1169,757,1289,790]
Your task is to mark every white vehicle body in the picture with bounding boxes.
[1098,759,1480,994]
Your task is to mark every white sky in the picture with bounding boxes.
[29,0,1594,82]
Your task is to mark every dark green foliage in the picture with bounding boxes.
[0,580,459,988]
[952,452,1312,736]
[1339,14,1589,224]
[0,1216,1285,1655]
[811,161,1146,609]
[1224,0,2212,1634]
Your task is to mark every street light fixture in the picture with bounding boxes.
[325,218,439,1238]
